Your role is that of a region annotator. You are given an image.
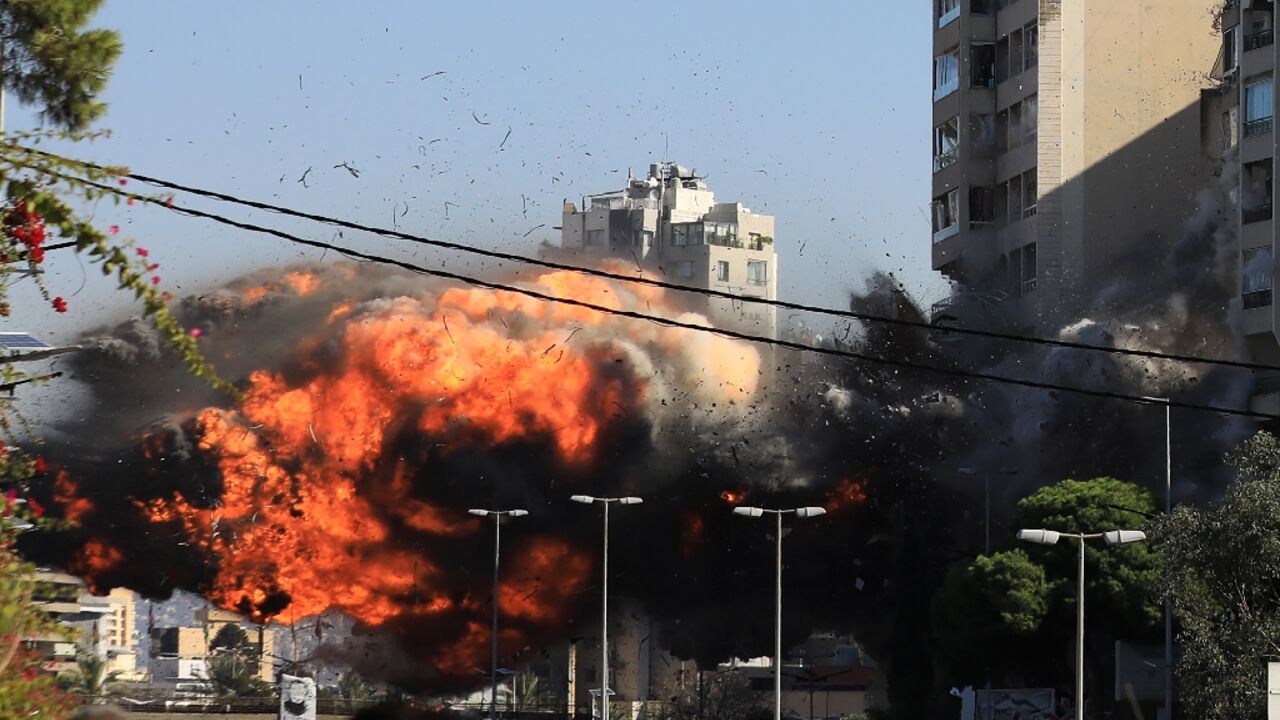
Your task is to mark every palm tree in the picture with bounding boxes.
[62,653,123,703]
[504,670,552,712]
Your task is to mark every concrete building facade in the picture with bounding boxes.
[1216,0,1280,411]
[29,570,144,680]
[562,162,778,339]
[930,0,1220,329]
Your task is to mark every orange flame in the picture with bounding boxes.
[49,263,767,683]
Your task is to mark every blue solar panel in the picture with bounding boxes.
[0,333,50,350]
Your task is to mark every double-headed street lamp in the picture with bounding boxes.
[570,495,643,720]
[733,505,827,720]
[1016,528,1147,720]
[468,508,530,720]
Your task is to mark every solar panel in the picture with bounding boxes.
[0,333,51,350]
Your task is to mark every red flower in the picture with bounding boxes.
[51,296,68,313]
[151,275,161,285]
[118,178,128,186]
[28,498,44,518]
[32,457,47,474]
[190,327,203,338]
[108,225,119,235]
[5,488,16,503]
[147,263,159,271]
[28,246,44,263]
[136,247,149,257]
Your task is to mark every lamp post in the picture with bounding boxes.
[732,504,828,720]
[468,508,530,720]
[1016,528,1147,720]
[570,495,644,720]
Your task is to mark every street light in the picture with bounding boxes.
[571,495,643,720]
[733,505,827,720]
[1017,527,1147,720]
[468,508,530,720]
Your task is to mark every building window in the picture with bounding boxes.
[1245,14,1275,52]
[1008,28,1024,78]
[716,260,730,282]
[747,261,768,286]
[1022,94,1038,143]
[934,47,960,101]
[1224,106,1240,150]
[1243,159,1273,223]
[971,0,993,15]
[585,229,604,247]
[969,186,995,227]
[1245,78,1274,137]
[971,43,996,88]
[1021,169,1037,218]
[971,114,997,147]
[1021,242,1037,294]
[1225,27,1239,75]
[994,180,1008,228]
[638,230,653,247]
[1023,22,1038,70]
[1008,174,1023,222]
[1007,101,1023,150]
[939,0,961,27]
[995,35,1010,84]
[933,188,961,241]
[934,116,960,172]
[1244,247,1274,308]
[674,260,695,279]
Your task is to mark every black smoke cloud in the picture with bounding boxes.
[19,176,1261,703]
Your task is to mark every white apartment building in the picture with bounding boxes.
[562,162,778,339]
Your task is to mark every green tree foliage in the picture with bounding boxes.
[932,549,1048,684]
[931,478,1160,703]
[0,0,122,131]
[61,652,123,702]
[1153,431,1280,719]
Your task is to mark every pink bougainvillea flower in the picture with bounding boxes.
[127,197,137,206]
[136,247,149,257]
[28,499,44,518]
[108,225,119,235]
[118,178,128,186]
[190,327,203,338]
[151,276,161,284]
[32,457,47,474]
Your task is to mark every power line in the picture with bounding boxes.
[8,143,1277,374]
[26,162,1280,422]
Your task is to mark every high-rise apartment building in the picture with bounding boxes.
[1216,0,1280,411]
[930,0,1219,329]
[561,163,778,339]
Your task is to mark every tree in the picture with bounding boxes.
[1154,431,1280,719]
[0,3,224,716]
[659,671,770,720]
[0,0,123,130]
[931,478,1161,713]
[931,549,1049,684]
[207,651,269,699]
[61,652,123,703]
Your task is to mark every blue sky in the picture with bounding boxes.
[11,1,942,343]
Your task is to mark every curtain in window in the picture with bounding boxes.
[1246,80,1274,121]
[934,51,959,99]
[1244,248,1274,294]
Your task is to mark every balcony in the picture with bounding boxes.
[1247,28,1275,51]
[1244,202,1274,224]
[1246,116,1274,137]
[1245,289,1274,309]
